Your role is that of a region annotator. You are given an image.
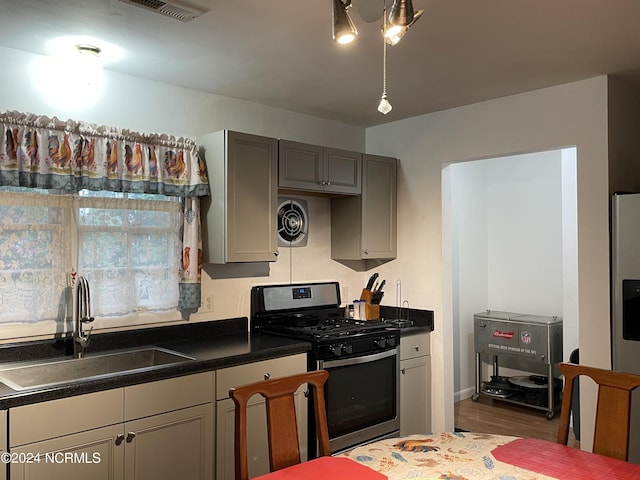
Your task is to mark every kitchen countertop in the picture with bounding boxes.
[0,310,434,410]
[0,317,310,409]
[379,305,434,336]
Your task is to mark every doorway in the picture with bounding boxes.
[443,147,578,406]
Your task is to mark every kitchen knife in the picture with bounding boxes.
[366,273,379,291]
[375,279,386,293]
[372,292,384,304]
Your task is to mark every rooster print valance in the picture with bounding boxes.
[0,110,209,197]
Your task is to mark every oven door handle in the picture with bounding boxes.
[318,347,398,369]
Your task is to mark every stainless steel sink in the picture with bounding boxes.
[0,347,196,391]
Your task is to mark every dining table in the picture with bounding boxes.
[254,432,640,480]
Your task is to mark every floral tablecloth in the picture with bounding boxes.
[338,432,558,480]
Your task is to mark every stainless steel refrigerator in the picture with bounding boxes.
[611,192,640,464]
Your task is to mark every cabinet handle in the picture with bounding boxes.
[274,250,279,257]
[264,373,271,380]
[414,345,420,351]
[126,432,136,443]
[363,249,369,256]
[401,368,406,375]
[115,434,125,446]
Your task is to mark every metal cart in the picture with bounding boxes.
[471,310,563,419]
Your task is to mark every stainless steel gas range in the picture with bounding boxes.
[251,281,400,454]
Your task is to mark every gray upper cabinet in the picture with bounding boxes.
[279,140,362,195]
[331,154,397,260]
[198,130,279,263]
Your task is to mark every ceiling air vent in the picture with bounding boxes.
[119,0,206,22]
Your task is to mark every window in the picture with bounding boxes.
[0,188,182,339]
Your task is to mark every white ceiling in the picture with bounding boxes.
[1,0,640,127]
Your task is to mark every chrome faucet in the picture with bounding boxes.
[74,276,95,359]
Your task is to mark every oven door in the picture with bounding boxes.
[317,347,400,453]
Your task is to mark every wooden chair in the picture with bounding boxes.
[557,362,640,460]
[229,370,331,480]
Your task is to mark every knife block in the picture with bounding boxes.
[359,289,380,320]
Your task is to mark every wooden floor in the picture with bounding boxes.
[455,396,579,448]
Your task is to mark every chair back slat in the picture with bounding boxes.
[266,394,301,470]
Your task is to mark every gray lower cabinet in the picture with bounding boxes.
[0,410,6,480]
[9,372,214,480]
[331,154,397,260]
[399,333,431,436]
[214,354,307,480]
[198,130,279,263]
[279,140,362,195]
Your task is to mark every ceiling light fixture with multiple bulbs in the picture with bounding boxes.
[332,0,423,115]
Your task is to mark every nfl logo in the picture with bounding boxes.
[521,331,532,344]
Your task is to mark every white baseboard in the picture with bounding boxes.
[455,386,476,403]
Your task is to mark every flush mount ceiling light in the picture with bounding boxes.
[333,0,358,44]
[47,36,124,65]
[333,0,423,114]
[75,44,102,57]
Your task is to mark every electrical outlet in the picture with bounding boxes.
[341,287,349,303]
[200,295,214,312]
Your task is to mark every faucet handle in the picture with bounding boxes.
[77,326,94,347]
[81,316,95,324]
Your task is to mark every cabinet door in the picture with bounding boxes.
[124,404,213,480]
[10,424,124,480]
[216,390,307,480]
[400,355,431,436]
[361,154,396,258]
[323,148,361,195]
[0,410,5,480]
[226,131,279,262]
[330,154,396,261]
[278,140,324,192]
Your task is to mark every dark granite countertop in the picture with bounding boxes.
[379,305,434,336]
[0,317,310,409]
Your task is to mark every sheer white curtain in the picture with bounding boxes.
[0,191,72,325]
[76,194,182,323]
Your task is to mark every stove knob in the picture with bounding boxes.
[343,344,353,355]
[374,338,387,348]
[386,336,397,347]
[330,345,343,357]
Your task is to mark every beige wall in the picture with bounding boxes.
[365,77,610,450]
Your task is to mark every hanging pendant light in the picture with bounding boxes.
[378,2,392,115]
[389,0,414,26]
[385,0,423,45]
[332,0,357,44]
[384,9,423,45]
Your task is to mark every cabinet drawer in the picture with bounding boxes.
[400,333,430,360]
[125,372,214,421]
[216,354,306,400]
[10,389,124,447]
